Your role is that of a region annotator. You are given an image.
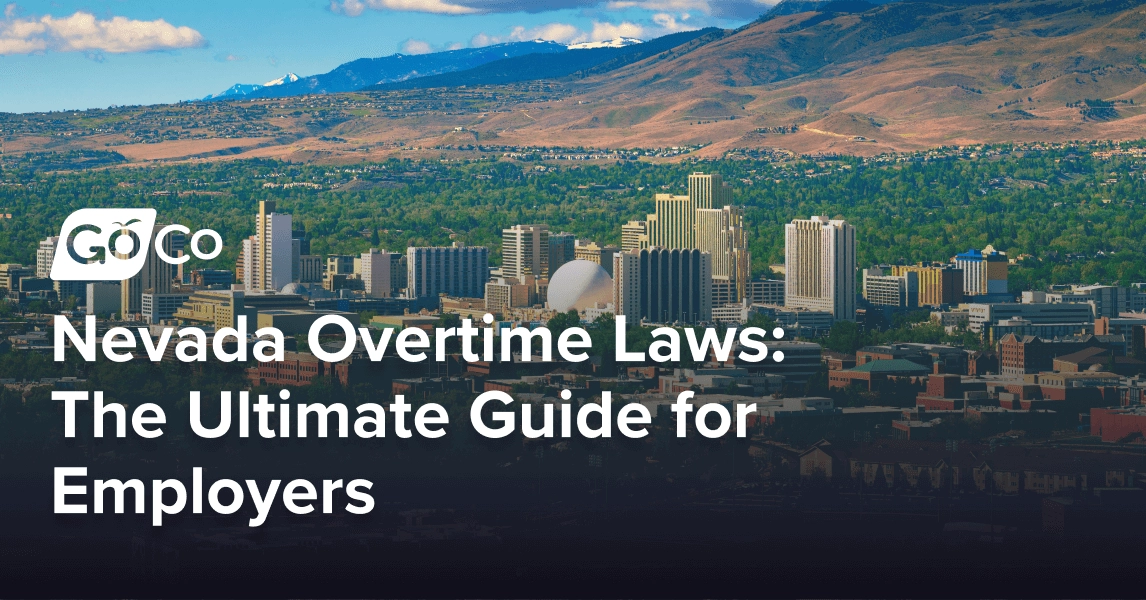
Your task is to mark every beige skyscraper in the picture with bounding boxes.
[784,216,856,321]
[646,194,691,249]
[696,205,750,303]
[120,223,173,316]
[646,172,733,250]
[502,224,549,279]
[621,220,648,253]
[688,172,732,209]
[253,200,292,292]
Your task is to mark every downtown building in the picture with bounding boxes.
[360,248,395,298]
[621,220,649,253]
[785,216,856,322]
[120,222,174,316]
[890,263,964,307]
[696,205,751,304]
[243,200,293,292]
[502,224,550,279]
[548,231,576,276]
[613,247,712,325]
[954,245,1008,297]
[644,172,750,303]
[407,244,489,299]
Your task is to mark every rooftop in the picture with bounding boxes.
[845,359,930,374]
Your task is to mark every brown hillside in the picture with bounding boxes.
[6,0,1146,162]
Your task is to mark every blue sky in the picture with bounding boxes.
[0,0,772,113]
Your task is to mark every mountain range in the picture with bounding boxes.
[202,38,638,101]
[13,0,1146,162]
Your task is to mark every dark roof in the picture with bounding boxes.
[1054,346,1111,364]
[846,359,930,374]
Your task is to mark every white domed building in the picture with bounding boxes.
[547,260,613,313]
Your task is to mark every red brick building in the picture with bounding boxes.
[1091,407,1146,442]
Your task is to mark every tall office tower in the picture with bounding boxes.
[613,250,641,320]
[298,255,323,284]
[388,252,408,295]
[120,223,173,316]
[612,248,712,324]
[621,220,649,253]
[37,236,58,279]
[360,249,393,298]
[291,239,301,283]
[548,232,576,276]
[954,245,1008,296]
[696,205,750,302]
[785,216,856,321]
[646,194,692,249]
[502,224,549,279]
[688,172,732,208]
[238,236,253,290]
[890,263,964,307]
[292,227,310,255]
[407,244,489,299]
[253,200,292,291]
[646,172,733,251]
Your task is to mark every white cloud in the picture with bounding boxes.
[400,38,463,54]
[606,0,712,13]
[0,11,206,56]
[471,19,652,47]
[651,12,691,32]
[401,38,434,54]
[588,20,645,40]
[329,0,479,16]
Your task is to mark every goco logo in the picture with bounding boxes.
[50,208,223,281]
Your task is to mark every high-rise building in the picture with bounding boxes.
[360,249,393,298]
[86,282,121,317]
[252,200,292,292]
[141,290,191,324]
[0,264,33,291]
[621,220,649,253]
[121,223,173,316]
[37,236,58,279]
[613,251,641,320]
[298,256,323,284]
[862,268,918,308]
[890,263,964,307]
[548,232,576,276]
[407,244,489,299]
[574,241,620,276]
[696,205,750,302]
[785,216,856,321]
[612,248,712,325]
[291,239,301,283]
[239,236,255,291]
[646,194,692,249]
[485,276,536,315]
[502,224,549,280]
[389,252,408,296]
[954,245,1008,296]
[643,174,745,306]
[687,172,732,210]
[746,279,786,306]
